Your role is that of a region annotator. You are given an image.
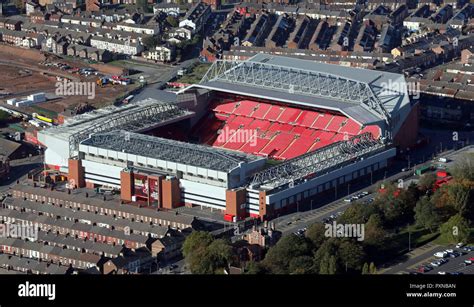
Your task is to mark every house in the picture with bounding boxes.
[30,12,50,24]
[25,1,41,16]
[103,247,155,274]
[0,29,26,47]
[153,3,180,17]
[4,19,22,31]
[179,2,211,34]
[167,26,192,42]
[150,232,186,261]
[144,44,175,62]
[243,224,280,248]
[461,46,474,64]
[90,36,144,55]
[113,22,159,35]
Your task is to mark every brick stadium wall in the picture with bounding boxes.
[0,44,46,61]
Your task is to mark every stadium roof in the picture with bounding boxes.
[39,98,194,158]
[80,130,261,173]
[181,54,411,127]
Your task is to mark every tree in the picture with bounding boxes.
[362,262,369,274]
[182,231,233,274]
[182,231,213,273]
[262,234,311,274]
[289,256,315,274]
[418,173,437,192]
[328,255,337,274]
[207,239,233,272]
[305,223,327,249]
[313,238,339,271]
[338,240,366,272]
[439,214,471,244]
[166,15,179,28]
[338,203,369,224]
[364,214,386,247]
[369,262,377,274]
[319,253,337,274]
[414,196,441,232]
[244,261,265,274]
[446,180,474,218]
[451,153,474,181]
[142,35,161,50]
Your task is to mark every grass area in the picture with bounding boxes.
[434,227,474,246]
[175,63,211,84]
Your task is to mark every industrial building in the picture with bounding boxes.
[38,54,418,221]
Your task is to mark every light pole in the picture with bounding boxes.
[311,199,314,211]
[370,171,373,185]
[347,183,350,196]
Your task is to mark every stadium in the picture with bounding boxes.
[38,54,418,221]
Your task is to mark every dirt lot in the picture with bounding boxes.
[0,46,134,117]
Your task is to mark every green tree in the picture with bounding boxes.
[328,255,337,274]
[439,214,471,244]
[362,262,369,274]
[244,261,264,274]
[418,173,437,192]
[289,256,315,274]
[364,214,386,247]
[451,153,474,181]
[369,262,377,274]
[338,240,366,272]
[263,234,311,274]
[142,35,161,50]
[207,239,233,273]
[446,181,473,218]
[166,15,179,28]
[414,196,441,232]
[305,223,327,249]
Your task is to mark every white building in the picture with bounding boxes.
[90,37,144,55]
[144,44,175,62]
[114,23,160,36]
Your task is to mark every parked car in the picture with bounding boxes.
[438,271,446,275]
[456,243,465,248]
[344,198,352,203]
[445,249,454,253]
[430,261,440,267]
[464,260,472,265]
[434,252,448,258]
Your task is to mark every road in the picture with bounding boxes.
[0,155,43,194]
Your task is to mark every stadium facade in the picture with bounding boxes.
[38,55,418,221]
